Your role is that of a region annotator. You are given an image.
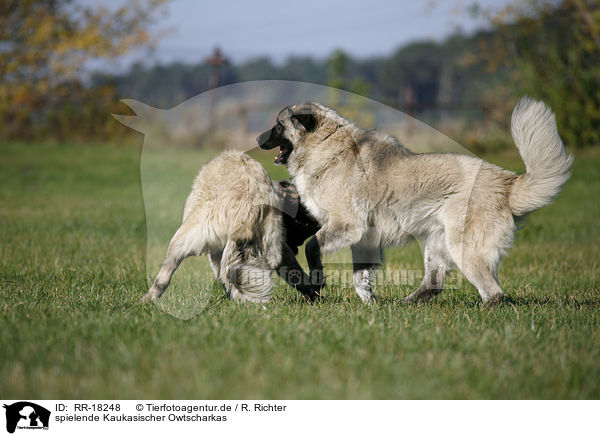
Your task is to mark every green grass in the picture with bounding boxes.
[0,141,598,399]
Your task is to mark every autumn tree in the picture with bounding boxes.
[475,0,600,147]
[0,0,167,140]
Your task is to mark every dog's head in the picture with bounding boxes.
[257,102,341,166]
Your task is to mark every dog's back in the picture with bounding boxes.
[145,151,283,303]
[182,151,282,253]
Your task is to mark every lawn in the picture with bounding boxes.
[0,141,598,399]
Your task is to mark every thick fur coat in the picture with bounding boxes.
[145,151,320,303]
[258,97,573,303]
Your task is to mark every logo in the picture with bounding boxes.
[3,402,50,433]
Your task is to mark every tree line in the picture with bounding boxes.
[2,0,598,148]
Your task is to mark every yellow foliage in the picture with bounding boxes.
[1,0,166,85]
[0,0,168,140]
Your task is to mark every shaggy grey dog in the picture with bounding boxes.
[257,97,572,304]
[144,151,321,303]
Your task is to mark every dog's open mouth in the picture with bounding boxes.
[274,143,292,165]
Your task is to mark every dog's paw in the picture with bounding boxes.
[404,288,442,304]
[403,295,417,304]
[141,293,154,302]
[309,269,325,289]
[142,286,161,302]
[482,293,505,306]
[303,289,322,303]
[357,291,377,304]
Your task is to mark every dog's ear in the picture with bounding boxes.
[292,113,316,132]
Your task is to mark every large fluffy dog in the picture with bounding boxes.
[257,98,572,304]
[144,151,320,303]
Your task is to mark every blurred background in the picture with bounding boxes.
[2,0,600,400]
[2,0,599,151]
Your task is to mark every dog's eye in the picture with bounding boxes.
[275,124,282,134]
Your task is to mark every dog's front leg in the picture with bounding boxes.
[404,232,450,303]
[277,243,321,301]
[306,220,364,295]
[305,236,324,291]
[351,239,383,303]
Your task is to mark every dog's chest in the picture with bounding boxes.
[293,173,327,224]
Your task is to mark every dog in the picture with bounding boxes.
[144,151,321,303]
[276,178,321,255]
[257,97,572,304]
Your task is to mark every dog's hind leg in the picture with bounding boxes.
[457,254,504,304]
[144,224,198,300]
[218,239,243,300]
[351,238,383,303]
[307,217,364,293]
[208,250,225,290]
[445,227,505,304]
[405,232,451,303]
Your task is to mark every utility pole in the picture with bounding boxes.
[204,47,228,126]
[205,46,228,90]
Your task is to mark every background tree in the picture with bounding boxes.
[0,0,167,140]
[477,0,600,147]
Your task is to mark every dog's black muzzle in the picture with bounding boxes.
[257,129,277,150]
[257,127,294,165]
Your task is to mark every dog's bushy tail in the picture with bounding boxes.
[509,97,573,216]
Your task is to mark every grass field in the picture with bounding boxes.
[1,141,599,399]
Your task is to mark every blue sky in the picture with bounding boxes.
[81,0,512,68]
